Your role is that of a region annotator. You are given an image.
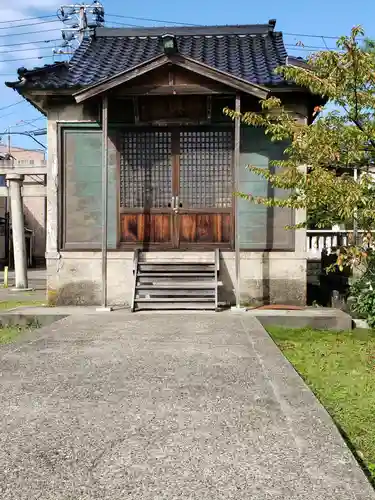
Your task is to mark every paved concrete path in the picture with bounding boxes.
[0,312,373,499]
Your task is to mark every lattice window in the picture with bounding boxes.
[179,130,233,208]
[120,130,172,208]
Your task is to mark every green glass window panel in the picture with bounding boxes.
[62,128,117,249]
[238,126,294,250]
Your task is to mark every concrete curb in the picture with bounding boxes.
[0,306,354,331]
[0,313,69,328]
[247,307,353,331]
[242,316,375,498]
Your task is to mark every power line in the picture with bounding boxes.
[0,19,59,30]
[0,10,361,64]
[0,11,357,45]
[0,14,55,24]
[285,44,336,51]
[0,110,24,121]
[0,12,362,42]
[0,106,28,121]
[321,36,330,50]
[106,13,198,26]
[105,19,350,50]
[0,10,358,43]
[0,55,55,63]
[0,45,59,55]
[0,28,58,38]
[284,31,364,40]
[12,117,45,128]
[106,21,147,28]
[105,14,362,41]
[0,100,24,112]
[103,18,353,52]
[0,119,44,138]
[0,38,60,49]
[4,131,46,149]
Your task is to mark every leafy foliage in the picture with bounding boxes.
[225,27,375,321]
[348,252,375,327]
[224,26,375,236]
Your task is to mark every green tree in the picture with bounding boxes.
[225,26,375,270]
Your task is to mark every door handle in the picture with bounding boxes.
[169,196,175,209]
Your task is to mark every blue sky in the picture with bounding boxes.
[1,0,375,151]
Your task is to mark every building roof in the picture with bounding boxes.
[6,21,290,91]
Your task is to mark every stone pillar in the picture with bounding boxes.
[6,173,28,289]
[45,117,61,304]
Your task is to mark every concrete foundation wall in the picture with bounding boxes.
[46,251,306,307]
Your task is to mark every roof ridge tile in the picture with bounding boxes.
[6,26,291,90]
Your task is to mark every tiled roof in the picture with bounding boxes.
[7,22,289,90]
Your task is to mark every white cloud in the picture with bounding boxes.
[0,1,58,11]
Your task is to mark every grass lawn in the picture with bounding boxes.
[0,300,45,311]
[0,300,45,344]
[0,326,28,344]
[268,326,375,485]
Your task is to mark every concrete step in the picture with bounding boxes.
[137,273,216,279]
[134,302,217,310]
[136,283,216,289]
[138,264,215,272]
[135,297,215,303]
[132,250,219,312]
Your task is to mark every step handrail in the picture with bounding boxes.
[214,249,219,311]
[131,249,140,312]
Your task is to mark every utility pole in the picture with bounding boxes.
[78,6,87,43]
[55,1,105,56]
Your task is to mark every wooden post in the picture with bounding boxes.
[97,94,112,311]
[233,93,242,310]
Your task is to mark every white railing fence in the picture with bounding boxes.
[306,229,373,257]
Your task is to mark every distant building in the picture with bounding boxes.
[0,145,46,265]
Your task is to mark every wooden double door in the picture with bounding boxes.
[120,127,234,249]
